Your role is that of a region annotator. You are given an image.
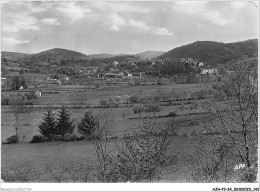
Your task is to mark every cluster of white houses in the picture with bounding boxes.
[82,66,146,79]
[103,71,145,79]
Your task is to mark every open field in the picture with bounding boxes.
[2,83,213,142]
[2,81,253,183]
[2,83,212,182]
[1,135,196,182]
[23,83,213,105]
[1,105,207,142]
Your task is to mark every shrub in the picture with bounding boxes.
[128,81,135,86]
[213,90,226,101]
[140,96,152,103]
[129,95,140,103]
[2,135,18,144]
[78,112,98,136]
[109,98,114,105]
[1,97,9,105]
[49,135,63,141]
[76,135,85,141]
[133,105,144,114]
[100,100,108,106]
[212,83,222,90]
[190,130,198,136]
[62,133,77,142]
[159,94,171,102]
[153,96,161,102]
[144,104,161,113]
[167,112,177,117]
[30,135,44,143]
[95,82,101,90]
[192,89,213,100]
[25,91,37,100]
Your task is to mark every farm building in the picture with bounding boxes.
[117,72,125,78]
[226,70,235,75]
[109,68,119,73]
[105,73,118,78]
[198,62,204,67]
[61,76,69,81]
[35,90,42,97]
[46,78,61,85]
[131,72,145,78]
[200,68,218,76]
[1,78,7,91]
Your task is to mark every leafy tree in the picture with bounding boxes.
[57,66,76,76]
[51,73,59,79]
[1,97,9,105]
[38,110,57,137]
[2,58,7,63]
[100,100,108,106]
[78,112,98,136]
[1,67,9,76]
[10,75,27,90]
[95,82,100,90]
[25,91,37,100]
[19,77,27,89]
[11,76,20,90]
[19,69,24,75]
[56,106,75,136]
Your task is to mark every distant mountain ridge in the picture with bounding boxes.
[89,53,127,59]
[157,39,258,66]
[89,50,164,59]
[2,39,257,66]
[134,50,165,60]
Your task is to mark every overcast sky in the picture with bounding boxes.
[1,1,259,54]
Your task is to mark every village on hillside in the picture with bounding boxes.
[1,56,224,94]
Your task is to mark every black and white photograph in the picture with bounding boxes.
[1,0,259,191]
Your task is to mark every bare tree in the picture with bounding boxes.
[184,134,235,182]
[121,111,126,120]
[95,82,100,90]
[115,113,173,182]
[90,111,115,182]
[204,59,258,181]
[9,96,33,143]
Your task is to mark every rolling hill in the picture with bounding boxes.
[30,48,91,62]
[1,51,31,61]
[157,39,258,66]
[2,39,257,68]
[134,50,165,60]
[2,48,91,65]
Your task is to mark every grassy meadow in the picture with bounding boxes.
[2,82,225,182]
